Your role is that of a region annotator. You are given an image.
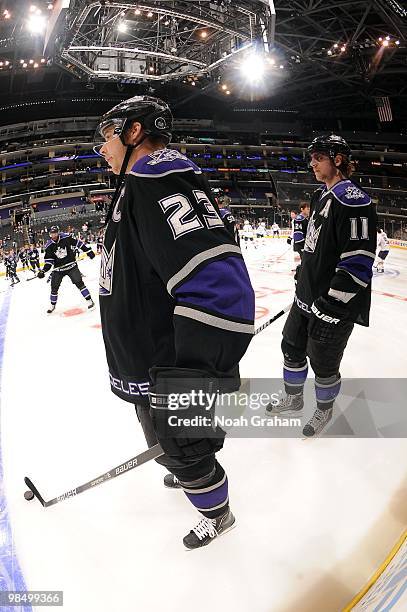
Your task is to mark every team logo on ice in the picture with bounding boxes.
[345,186,364,200]
[99,241,116,296]
[304,212,322,253]
[55,247,67,259]
[147,149,188,165]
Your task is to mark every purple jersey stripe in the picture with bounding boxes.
[174,257,255,321]
[184,478,228,511]
[337,255,373,284]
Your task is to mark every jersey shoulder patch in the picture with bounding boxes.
[44,240,53,249]
[332,180,371,207]
[129,148,202,178]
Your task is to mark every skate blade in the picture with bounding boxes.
[265,409,304,417]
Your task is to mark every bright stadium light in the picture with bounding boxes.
[117,22,127,33]
[27,13,47,34]
[240,53,266,83]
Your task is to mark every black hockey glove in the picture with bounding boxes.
[37,270,45,279]
[149,367,225,461]
[286,237,292,245]
[87,250,96,259]
[309,295,349,343]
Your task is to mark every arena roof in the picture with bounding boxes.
[0,1,405,126]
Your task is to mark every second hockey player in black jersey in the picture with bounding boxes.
[292,202,310,260]
[28,244,40,274]
[266,135,377,436]
[37,227,95,313]
[4,250,20,286]
[95,96,254,549]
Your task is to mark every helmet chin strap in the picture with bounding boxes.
[104,132,148,225]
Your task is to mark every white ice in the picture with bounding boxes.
[1,240,406,612]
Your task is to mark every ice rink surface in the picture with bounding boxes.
[1,239,406,612]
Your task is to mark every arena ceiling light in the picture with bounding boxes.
[240,53,267,83]
[27,13,47,35]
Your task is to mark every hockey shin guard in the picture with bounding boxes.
[283,359,308,396]
[315,374,341,411]
[180,461,229,520]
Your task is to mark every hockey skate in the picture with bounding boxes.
[47,305,56,314]
[163,473,181,489]
[265,393,304,416]
[183,509,236,550]
[302,407,333,438]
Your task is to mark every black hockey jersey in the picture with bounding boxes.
[4,254,17,273]
[295,179,377,326]
[99,148,255,404]
[292,213,308,252]
[219,207,239,244]
[43,233,92,272]
[28,248,39,261]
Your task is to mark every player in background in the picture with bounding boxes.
[28,244,41,275]
[19,246,29,272]
[255,220,267,246]
[242,219,256,249]
[4,250,20,286]
[96,233,104,254]
[287,210,299,269]
[37,226,95,314]
[272,222,280,237]
[374,228,390,273]
[292,203,310,262]
[212,188,239,244]
[266,135,377,437]
[94,96,254,549]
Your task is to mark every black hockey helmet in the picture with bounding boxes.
[94,95,173,148]
[49,225,60,234]
[307,134,351,160]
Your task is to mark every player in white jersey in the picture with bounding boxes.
[242,220,255,248]
[256,221,267,245]
[271,222,280,237]
[374,228,390,273]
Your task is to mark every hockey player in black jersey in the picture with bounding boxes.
[266,135,377,436]
[4,250,20,285]
[94,96,254,549]
[28,244,41,274]
[37,226,96,313]
[292,202,310,261]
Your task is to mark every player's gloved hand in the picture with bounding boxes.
[37,270,45,279]
[287,237,292,245]
[309,295,349,343]
[149,367,225,461]
[87,250,96,259]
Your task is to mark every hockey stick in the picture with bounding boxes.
[254,303,292,335]
[24,443,164,508]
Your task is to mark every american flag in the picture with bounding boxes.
[375,97,393,122]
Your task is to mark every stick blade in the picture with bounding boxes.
[24,477,46,507]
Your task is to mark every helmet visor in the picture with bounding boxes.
[93,118,125,156]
